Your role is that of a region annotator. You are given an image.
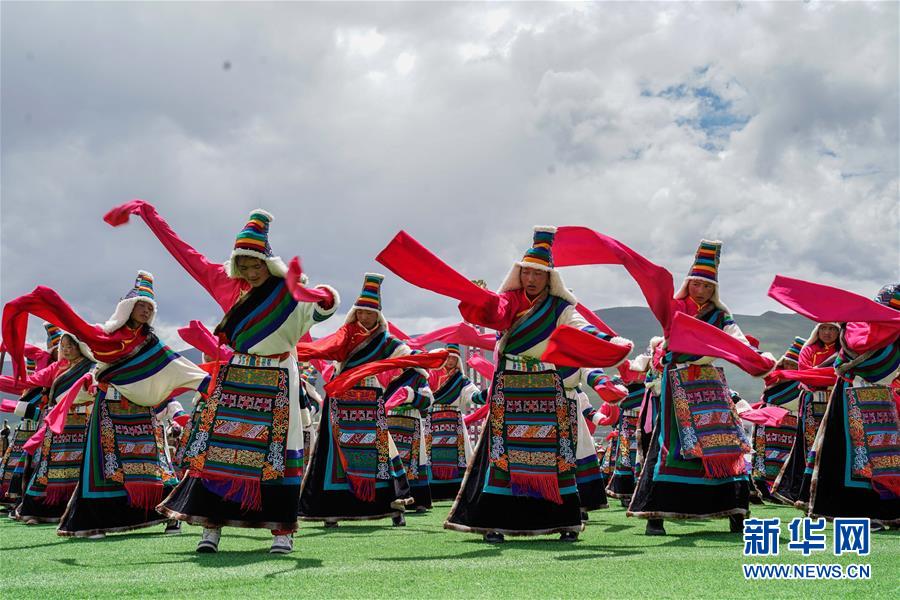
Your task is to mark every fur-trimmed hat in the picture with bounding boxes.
[674,239,731,312]
[874,283,900,310]
[498,226,577,304]
[224,209,288,279]
[445,343,461,358]
[803,322,841,350]
[101,271,158,334]
[58,331,96,363]
[344,273,388,328]
[44,323,63,351]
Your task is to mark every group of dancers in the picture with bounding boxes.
[0,200,897,554]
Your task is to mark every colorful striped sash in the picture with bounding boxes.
[669,365,751,478]
[96,335,181,387]
[343,330,404,370]
[215,277,299,353]
[432,371,464,405]
[502,296,570,356]
[763,380,802,407]
[49,360,95,403]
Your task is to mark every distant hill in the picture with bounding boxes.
[594,306,816,401]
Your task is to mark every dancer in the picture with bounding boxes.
[104,201,340,553]
[298,273,431,528]
[17,333,95,524]
[1,271,210,538]
[376,226,633,542]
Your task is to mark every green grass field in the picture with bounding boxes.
[1,500,896,599]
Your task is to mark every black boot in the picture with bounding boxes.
[391,514,406,527]
[580,509,589,522]
[620,498,630,508]
[483,531,505,543]
[645,518,666,536]
[729,514,745,533]
[559,531,579,542]
[324,519,339,528]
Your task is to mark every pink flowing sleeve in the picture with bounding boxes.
[104,200,242,311]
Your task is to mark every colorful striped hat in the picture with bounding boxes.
[225,209,289,279]
[122,270,155,303]
[520,226,556,270]
[686,239,721,284]
[874,284,900,311]
[445,343,461,358]
[25,357,36,374]
[234,209,274,259]
[44,323,63,351]
[673,239,731,313]
[354,273,384,312]
[299,362,318,386]
[782,336,805,364]
[497,226,578,305]
[101,270,158,334]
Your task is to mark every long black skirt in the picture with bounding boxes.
[159,477,299,531]
[58,484,174,537]
[444,430,583,536]
[409,478,433,511]
[772,427,811,507]
[17,491,68,523]
[430,481,462,501]
[577,476,608,511]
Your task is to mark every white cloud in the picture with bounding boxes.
[394,52,416,76]
[1,1,897,352]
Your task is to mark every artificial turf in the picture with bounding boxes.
[1,500,896,599]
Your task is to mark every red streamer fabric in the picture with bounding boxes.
[44,372,94,435]
[1,287,133,381]
[540,325,632,368]
[466,355,496,380]
[667,313,775,377]
[554,226,675,333]
[376,231,497,307]
[768,275,900,324]
[411,322,496,351]
[463,404,489,427]
[285,257,332,303]
[765,367,837,388]
[574,303,618,337]
[324,350,449,397]
[178,321,234,361]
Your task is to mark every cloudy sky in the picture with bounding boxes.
[2,1,898,348]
